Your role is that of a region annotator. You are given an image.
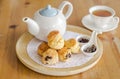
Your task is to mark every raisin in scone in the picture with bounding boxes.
[47,30,64,49]
[65,38,80,53]
[41,48,59,65]
[37,42,49,56]
[58,47,71,62]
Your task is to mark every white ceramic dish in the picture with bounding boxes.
[81,31,98,57]
[76,35,90,46]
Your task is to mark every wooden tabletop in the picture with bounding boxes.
[0,0,120,79]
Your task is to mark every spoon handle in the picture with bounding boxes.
[89,31,98,44]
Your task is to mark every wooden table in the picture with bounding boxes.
[0,0,120,79]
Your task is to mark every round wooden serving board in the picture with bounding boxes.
[16,25,103,76]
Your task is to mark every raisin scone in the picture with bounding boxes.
[65,38,80,53]
[41,48,59,65]
[37,42,49,56]
[47,30,64,49]
[58,47,72,62]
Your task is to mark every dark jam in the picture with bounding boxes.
[78,38,89,43]
[84,45,97,53]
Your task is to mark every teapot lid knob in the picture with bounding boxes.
[39,5,58,17]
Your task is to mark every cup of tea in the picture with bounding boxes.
[89,5,119,28]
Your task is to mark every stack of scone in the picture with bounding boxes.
[37,30,80,65]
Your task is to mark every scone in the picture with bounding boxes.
[58,47,71,62]
[65,38,80,53]
[37,42,49,56]
[41,48,59,65]
[47,30,64,49]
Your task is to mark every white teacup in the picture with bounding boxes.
[89,5,119,28]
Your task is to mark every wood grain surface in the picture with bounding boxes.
[0,0,120,79]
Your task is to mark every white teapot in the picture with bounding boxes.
[22,1,73,41]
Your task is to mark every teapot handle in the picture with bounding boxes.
[58,1,73,19]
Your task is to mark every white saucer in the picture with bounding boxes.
[82,14,119,32]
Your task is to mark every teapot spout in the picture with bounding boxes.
[23,17,39,36]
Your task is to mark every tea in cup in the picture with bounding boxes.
[89,5,118,28]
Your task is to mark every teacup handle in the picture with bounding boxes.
[113,17,119,24]
[58,1,73,19]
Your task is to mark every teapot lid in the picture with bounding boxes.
[39,5,58,17]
